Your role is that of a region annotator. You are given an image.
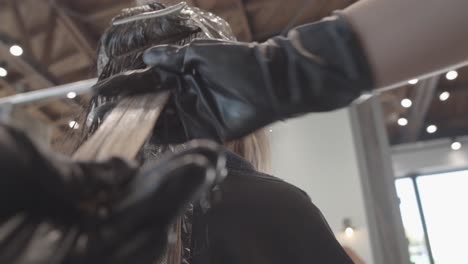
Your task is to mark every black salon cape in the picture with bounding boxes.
[191,151,354,264]
[0,124,353,263]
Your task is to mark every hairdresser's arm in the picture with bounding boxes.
[343,0,468,89]
[96,15,371,143]
[94,0,468,143]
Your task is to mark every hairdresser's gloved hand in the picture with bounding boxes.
[82,140,224,264]
[0,124,225,263]
[0,124,136,219]
[95,14,373,143]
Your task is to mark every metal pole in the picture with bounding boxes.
[0,102,12,122]
[411,177,436,264]
[0,78,96,107]
[349,95,412,264]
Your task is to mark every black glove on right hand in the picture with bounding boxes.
[95,14,373,143]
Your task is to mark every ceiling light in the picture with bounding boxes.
[9,45,23,56]
[426,125,437,134]
[345,227,354,237]
[445,70,458,80]
[69,120,80,129]
[408,79,419,85]
[343,218,356,238]
[0,67,7,77]
[398,118,408,126]
[439,91,450,101]
[67,92,77,99]
[401,98,412,108]
[451,141,462,151]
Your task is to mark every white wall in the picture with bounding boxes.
[268,109,374,264]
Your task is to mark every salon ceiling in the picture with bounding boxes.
[381,65,468,146]
[0,0,467,148]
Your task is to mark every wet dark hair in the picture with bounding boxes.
[81,2,239,140]
[96,2,206,81]
[69,2,269,173]
[83,2,212,139]
[76,2,269,173]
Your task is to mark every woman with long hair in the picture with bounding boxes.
[85,2,353,264]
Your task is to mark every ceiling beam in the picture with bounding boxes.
[9,0,32,54]
[60,67,94,83]
[400,76,440,142]
[48,52,90,76]
[0,40,56,87]
[87,3,129,21]
[53,4,96,62]
[41,9,58,64]
[0,77,17,95]
[0,38,83,116]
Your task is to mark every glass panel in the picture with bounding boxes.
[395,178,431,264]
[417,170,468,264]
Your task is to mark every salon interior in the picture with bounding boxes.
[0,0,466,264]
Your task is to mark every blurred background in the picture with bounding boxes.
[0,0,466,263]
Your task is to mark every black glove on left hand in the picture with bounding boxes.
[0,124,137,218]
[0,124,225,264]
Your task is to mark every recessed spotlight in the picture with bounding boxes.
[343,218,356,238]
[9,45,23,56]
[0,67,7,77]
[397,118,408,126]
[408,79,419,85]
[69,120,80,129]
[345,227,354,237]
[445,70,458,80]
[67,92,77,99]
[439,91,450,101]
[426,125,437,134]
[401,98,412,108]
[451,141,462,151]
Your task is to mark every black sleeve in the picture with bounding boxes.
[247,176,354,264]
[199,171,354,264]
[262,181,354,263]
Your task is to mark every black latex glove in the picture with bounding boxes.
[0,124,137,219]
[94,14,373,143]
[0,124,225,264]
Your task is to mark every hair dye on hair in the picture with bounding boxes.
[84,2,269,172]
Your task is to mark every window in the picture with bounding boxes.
[396,170,468,264]
[395,178,431,264]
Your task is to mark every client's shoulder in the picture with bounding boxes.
[221,149,312,211]
[220,168,313,213]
